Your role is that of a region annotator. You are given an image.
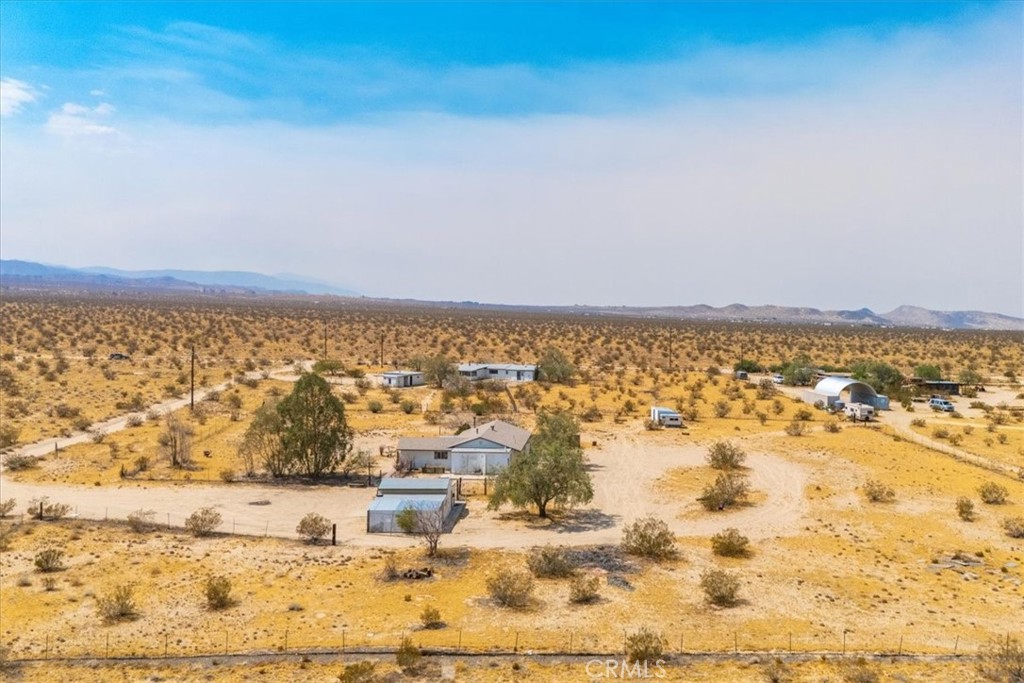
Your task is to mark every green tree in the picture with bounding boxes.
[312,359,344,376]
[959,365,983,386]
[422,355,457,388]
[779,355,815,386]
[487,411,592,518]
[537,347,576,384]
[851,360,904,395]
[238,399,288,476]
[914,364,942,381]
[277,373,352,478]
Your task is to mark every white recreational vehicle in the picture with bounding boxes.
[649,406,683,428]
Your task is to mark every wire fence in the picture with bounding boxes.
[8,623,1016,662]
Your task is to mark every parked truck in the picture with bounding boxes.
[650,406,683,428]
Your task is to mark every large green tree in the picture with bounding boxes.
[914,364,942,381]
[488,411,592,518]
[422,355,457,389]
[537,347,576,384]
[277,373,352,478]
[851,360,904,395]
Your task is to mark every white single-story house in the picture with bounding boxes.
[458,363,537,382]
[397,420,532,475]
[802,376,890,410]
[381,370,425,388]
[366,477,457,533]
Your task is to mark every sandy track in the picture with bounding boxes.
[1,432,812,550]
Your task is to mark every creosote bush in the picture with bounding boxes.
[126,509,157,533]
[338,661,378,683]
[700,569,740,606]
[486,570,534,608]
[761,658,793,683]
[956,497,975,522]
[1003,516,1024,538]
[569,574,601,604]
[527,545,576,578]
[622,515,679,560]
[205,575,233,610]
[420,605,444,629]
[395,636,421,670]
[863,480,895,503]
[185,507,222,537]
[976,635,1024,683]
[98,583,138,623]
[710,528,750,557]
[34,547,65,572]
[624,626,664,664]
[698,472,750,511]
[0,498,16,518]
[296,512,332,544]
[706,441,745,470]
[978,482,1008,505]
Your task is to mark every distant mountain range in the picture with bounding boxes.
[0,260,358,297]
[1,259,1020,330]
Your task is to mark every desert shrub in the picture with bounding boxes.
[126,509,157,533]
[700,568,740,606]
[755,378,776,400]
[400,399,416,414]
[643,419,664,431]
[580,405,603,423]
[486,570,534,608]
[0,423,19,448]
[381,555,399,581]
[706,441,745,470]
[976,635,1024,683]
[420,604,443,629]
[0,498,15,518]
[185,507,222,537]
[698,472,750,510]
[569,574,601,604]
[978,482,1008,504]
[794,408,813,421]
[126,415,144,428]
[841,658,881,683]
[395,635,421,670]
[205,575,233,610]
[624,626,664,664]
[98,583,138,623]
[710,528,750,557]
[948,434,963,446]
[133,455,150,472]
[28,498,71,520]
[3,454,35,471]
[932,426,950,439]
[1003,516,1024,538]
[713,400,731,418]
[783,419,806,436]
[527,545,576,578]
[34,547,65,572]
[367,400,383,414]
[296,512,332,544]
[338,661,379,683]
[622,515,679,560]
[761,658,793,683]
[956,497,975,522]
[863,480,895,503]
[822,419,841,433]
[910,418,926,427]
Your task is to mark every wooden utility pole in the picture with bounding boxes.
[379,332,385,368]
[190,345,196,411]
[323,319,328,361]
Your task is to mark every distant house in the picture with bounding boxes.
[366,477,457,534]
[458,363,537,382]
[904,379,961,396]
[381,371,425,388]
[397,420,532,475]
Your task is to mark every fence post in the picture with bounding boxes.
[332,524,336,546]
[843,631,847,656]
[789,632,792,653]
[106,632,110,657]
[458,629,462,653]
[342,629,345,653]
[569,631,573,655]
[164,633,168,657]
[734,632,738,653]
[898,635,903,656]
[954,635,959,656]
[284,628,288,652]
[514,631,519,653]
[225,630,228,654]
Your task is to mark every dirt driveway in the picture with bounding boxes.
[1,430,811,550]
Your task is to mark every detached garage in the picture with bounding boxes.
[366,478,456,534]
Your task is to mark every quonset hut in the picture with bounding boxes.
[802,376,890,410]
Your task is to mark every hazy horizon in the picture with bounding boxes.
[1,2,1021,317]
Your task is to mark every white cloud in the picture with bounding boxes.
[90,89,107,97]
[45,102,118,136]
[0,78,39,117]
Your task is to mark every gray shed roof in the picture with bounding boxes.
[453,420,532,451]
[397,436,462,451]
[378,477,453,493]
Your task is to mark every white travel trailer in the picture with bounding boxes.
[844,403,875,422]
[649,406,683,428]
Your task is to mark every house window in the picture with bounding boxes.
[489,369,498,374]
[434,451,449,460]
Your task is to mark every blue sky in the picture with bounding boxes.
[1,2,1021,315]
